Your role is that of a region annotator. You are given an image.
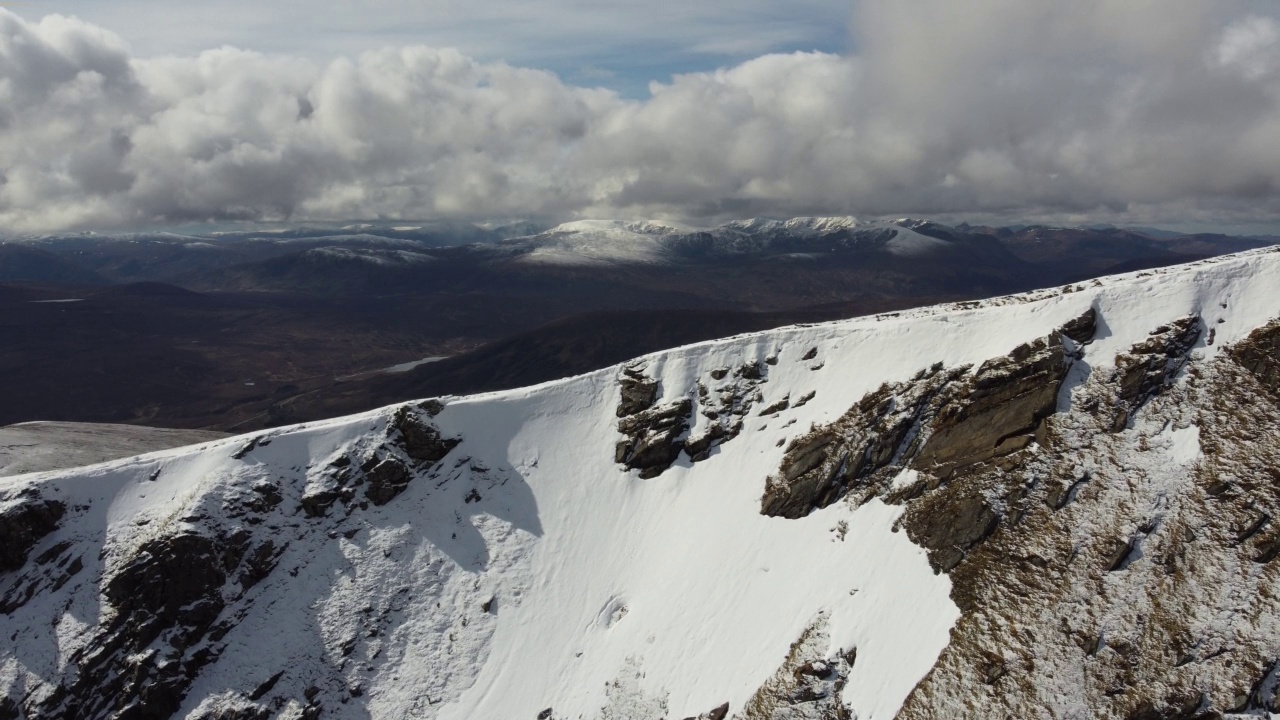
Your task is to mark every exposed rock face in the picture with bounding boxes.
[615,359,780,475]
[298,405,459,513]
[363,457,414,506]
[751,309,1280,717]
[762,364,966,519]
[0,492,64,573]
[913,333,1072,480]
[615,364,694,478]
[889,324,1280,719]
[683,361,770,463]
[1230,319,1280,398]
[0,400,466,720]
[32,530,248,719]
[616,399,693,479]
[737,615,854,720]
[762,309,1096,521]
[618,366,660,417]
[391,402,459,464]
[1109,315,1202,431]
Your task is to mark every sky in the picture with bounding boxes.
[1,0,1280,233]
[12,0,856,98]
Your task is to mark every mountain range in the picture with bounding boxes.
[1,217,1276,432]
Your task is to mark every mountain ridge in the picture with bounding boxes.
[4,246,1280,718]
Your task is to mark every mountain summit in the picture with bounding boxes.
[3,248,1280,718]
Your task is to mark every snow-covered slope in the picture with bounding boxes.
[5,248,1280,719]
[0,422,228,478]
[499,216,990,266]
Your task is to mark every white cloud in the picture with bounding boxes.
[1217,15,1280,79]
[1,1,1279,233]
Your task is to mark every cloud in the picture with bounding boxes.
[0,1,1279,233]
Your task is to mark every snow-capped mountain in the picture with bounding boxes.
[4,248,1280,718]
[495,216,992,266]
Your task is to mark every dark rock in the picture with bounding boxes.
[1235,513,1271,546]
[682,702,730,720]
[1254,534,1280,565]
[1110,316,1202,432]
[1061,307,1099,346]
[710,367,729,380]
[40,530,241,719]
[417,399,447,417]
[391,406,460,464]
[364,458,414,505]
[616,399,693,479]
[914,333,1070,480]
[758,396,790,416]
[300,488,341,518]
[802,348,818,361]
[738,360,764,381]
[617,371,660,418]
[0,495,65,573]
[103,533,228,639]
[249,482,283,513]
[238,541,285,590]
[910,492,1001,573]
[1047,473,1091,511]
[793,390,816,408]
[231,437,259,460]
[1106,536,1140,571]
[763,364,965,518]
[1230,658,1280,713]
[1230,320,1280,399]
[537,709,553,720]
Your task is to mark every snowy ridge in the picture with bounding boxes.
[4,247,1280,718]
[506,215,959,266]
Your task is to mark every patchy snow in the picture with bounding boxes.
[305,247,435,265]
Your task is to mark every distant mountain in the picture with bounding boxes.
[5,247,1280,718]
[0,244,108,286]
[3,217,1277,432]
[8,217,1273,293]
[968,224,1276,278]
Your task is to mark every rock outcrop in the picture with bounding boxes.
[762,309,1097,521]
[912,332,1074,480]
[762,364,966,518]
[1108,315,1201,431]
[682,362,769,463]
[891,320,1280,719]
[737,615,855,720]
[616,399,693,478]
[0,492,64,573]
[1230,319,1280,398]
